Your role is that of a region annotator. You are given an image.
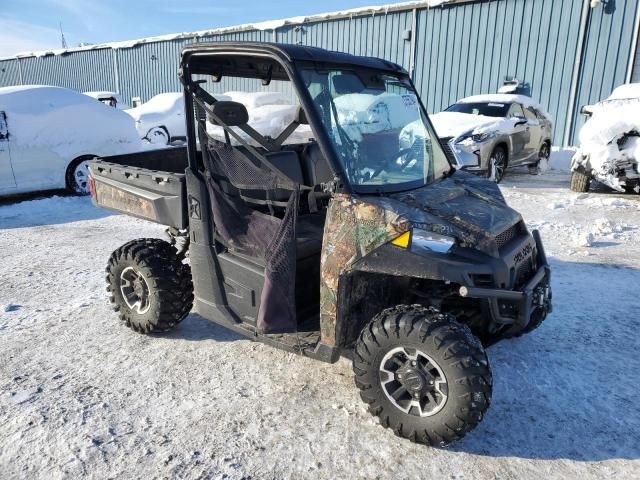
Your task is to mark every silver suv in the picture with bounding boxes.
[431,94,553,183]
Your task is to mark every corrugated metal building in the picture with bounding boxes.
[1,0,639,145]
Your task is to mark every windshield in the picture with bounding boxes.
[300,68,451,192]
[446,102,510,117]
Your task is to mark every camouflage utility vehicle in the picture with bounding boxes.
[89,43,552,446]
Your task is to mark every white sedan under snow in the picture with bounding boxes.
[125,93,187,145]
[0,85,144,196]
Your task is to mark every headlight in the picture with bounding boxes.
[457,131,496,146]
[411,229,456,254]
[390,229,456,254]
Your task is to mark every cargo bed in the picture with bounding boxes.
[88,147,189,229]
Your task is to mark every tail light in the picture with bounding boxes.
[88,174,96,196]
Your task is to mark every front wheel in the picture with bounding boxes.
[529,142,550,175]
[353,305,492,446]
[487,146,508,183]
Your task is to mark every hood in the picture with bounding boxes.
[430,111,509,139]
[365,170,522,255]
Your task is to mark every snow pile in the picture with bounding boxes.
[430,111,513,138]
[607,83,640,101]
[125,93,185,119]
[571,102,640,191]
[549,146,577,171]
[0,85,142,157]
[224,91,289,109]
[574,232,594,247]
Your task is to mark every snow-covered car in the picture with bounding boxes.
[431,94,553,183]
[83,91,130,110]
[570,83,640,193]
[206,91,312,146]
[125,93,188,145]
[0,85,144,196]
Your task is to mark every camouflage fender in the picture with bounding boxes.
[319,193,409,346]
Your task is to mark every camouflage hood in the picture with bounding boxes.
[369,170,522,254]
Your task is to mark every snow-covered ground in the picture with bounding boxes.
[1,164,639,479]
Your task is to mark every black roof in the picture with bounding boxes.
[182,41,406,74]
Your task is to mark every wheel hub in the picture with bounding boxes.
[380,347,448,417]
[120,267,151,314]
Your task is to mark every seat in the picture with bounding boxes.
[240,150,305,204]
[300,143,334,186]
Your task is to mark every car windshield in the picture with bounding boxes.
[300,68,451,192]
[446,102,510,117]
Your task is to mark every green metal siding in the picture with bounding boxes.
[570,0,640,142]
[19,49,116,93]
[116,39,190,104]
[413,0,584,144]
[0,59,21,87]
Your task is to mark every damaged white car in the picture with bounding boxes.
[570,83,640,193]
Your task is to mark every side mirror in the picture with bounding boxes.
[209,101,249,127]
[580,105,593,117]
[513,117,527,126]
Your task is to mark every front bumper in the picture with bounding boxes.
[459,230,552,336]
[447,138,494,172]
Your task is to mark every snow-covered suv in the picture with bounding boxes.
[431,94,553,183]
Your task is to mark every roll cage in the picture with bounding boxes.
[178,42,452,195]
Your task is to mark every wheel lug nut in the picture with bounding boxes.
[411,361,416,366]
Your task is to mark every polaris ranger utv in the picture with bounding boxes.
[88,42,552,446]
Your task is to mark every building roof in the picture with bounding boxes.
[0,0,468,61]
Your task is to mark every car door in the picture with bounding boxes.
[0,111,17,192]
[507,103,531,165]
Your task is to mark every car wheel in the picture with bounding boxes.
[106,238,193,333]
[529,142,550,175]
[353,305,492,446]
[145,126,170,145]
[65,156,94,195]
[487,146,508,183]
[570,170,591,192]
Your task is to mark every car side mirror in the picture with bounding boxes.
[209,101,249,127]
[513,117,527,126]
[580,105,593,117]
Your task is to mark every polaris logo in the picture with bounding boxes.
[513,243,534,265]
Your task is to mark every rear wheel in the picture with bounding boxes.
[529,142,550,175]
[570,170,591,192]
[106,238,193,333]
[353,305,492,446]
[65,156,94,195]
[145,126,170,145]
[487,146,508,183]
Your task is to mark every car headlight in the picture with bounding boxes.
[457,131,496,146]
[390,229,456,254]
